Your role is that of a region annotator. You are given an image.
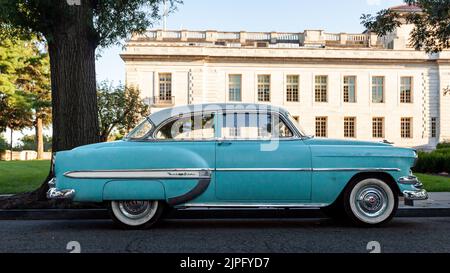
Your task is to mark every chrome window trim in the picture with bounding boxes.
[151,111,218,141]
[146,108,303,142]
[218,109,301,140]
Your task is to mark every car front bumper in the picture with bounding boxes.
[46,178,76,200]
[398,175,428,205]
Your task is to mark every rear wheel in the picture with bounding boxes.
[343,178,398,227]
[109,200,164,229]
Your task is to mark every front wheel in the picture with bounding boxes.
[109,200,164,229]
[343,178,398,227]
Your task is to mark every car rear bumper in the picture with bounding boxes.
[46,178,76,200]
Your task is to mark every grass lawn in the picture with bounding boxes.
[0,160,50,194]
[0,160,450,194]
[415,173,450,193]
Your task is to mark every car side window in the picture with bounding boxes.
[221,112,293,139]
[155,113,215,140]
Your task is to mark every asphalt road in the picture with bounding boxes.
[0,217,449,253]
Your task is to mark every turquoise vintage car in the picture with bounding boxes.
[47,103,428,228]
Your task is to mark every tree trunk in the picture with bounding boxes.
[0,2,100,208]
[9,128,12,161]
[35,118,44,160]
[48,2,99,152]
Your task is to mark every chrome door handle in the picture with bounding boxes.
[217,140,232,146]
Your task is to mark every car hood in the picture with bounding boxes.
[303,138,393,147]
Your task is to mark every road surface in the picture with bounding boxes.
[0,217,449,253]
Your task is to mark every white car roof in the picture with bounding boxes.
[148,103,291,126]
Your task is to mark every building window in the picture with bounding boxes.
[159,73,172,101]
[222,112,293,139]
[372,117,384,138]
[343,76,356,103]
[315,76,328,102]
[400,77,413,103]
[401,117,413,138]
[315,117,327,137]
[286,75,299,102]
[344,117,356,138]
[257,75,271,102]
[431,117,437,138]
[229,74,242,102]
[372,76,384,103]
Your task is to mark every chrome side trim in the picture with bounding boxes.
[64,169,212,179]
[218,168,400,172]
[216,168,311,172]
[181,203,328,208]
[312,168,401,172]
[64,167,401,179]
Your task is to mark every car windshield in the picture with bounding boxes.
[125,118,153,140]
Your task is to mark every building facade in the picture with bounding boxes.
[121,6,450,149]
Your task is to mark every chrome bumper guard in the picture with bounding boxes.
[46,178,76,200]
[398,175,428,206]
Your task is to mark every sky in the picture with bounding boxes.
[95,0,405,84]
[5,0,406,144]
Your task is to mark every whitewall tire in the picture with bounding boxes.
[344,178,398,226]
[109,200,164,229]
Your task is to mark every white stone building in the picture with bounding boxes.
[121,5,450,149]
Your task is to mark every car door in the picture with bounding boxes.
[215,111,312,202]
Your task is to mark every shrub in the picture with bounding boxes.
[0,134,8,153]
[414,150,450,174]
[437,142,450,150]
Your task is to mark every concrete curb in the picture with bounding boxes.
[0,207,450,221]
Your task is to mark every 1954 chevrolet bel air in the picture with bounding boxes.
[47,103,428,228]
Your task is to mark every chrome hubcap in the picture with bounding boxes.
[355,186,388,218]
[118,201,152,219]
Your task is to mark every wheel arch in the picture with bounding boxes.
[330,171,401,207]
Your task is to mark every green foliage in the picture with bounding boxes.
[413,149,450,174]
[14,134,52,152]
[0,37,50,132]
[437,142,450,150]
[0,90,33,132]
[97,81,149,142]
[361,0,450,53]
[0,134,7,152]
[0,0,181,49]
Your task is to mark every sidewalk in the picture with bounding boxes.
[401,192,450,209]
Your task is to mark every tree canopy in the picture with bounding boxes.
[0,0,180,48]
[97,81,149,142]
[361,0,450,53]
